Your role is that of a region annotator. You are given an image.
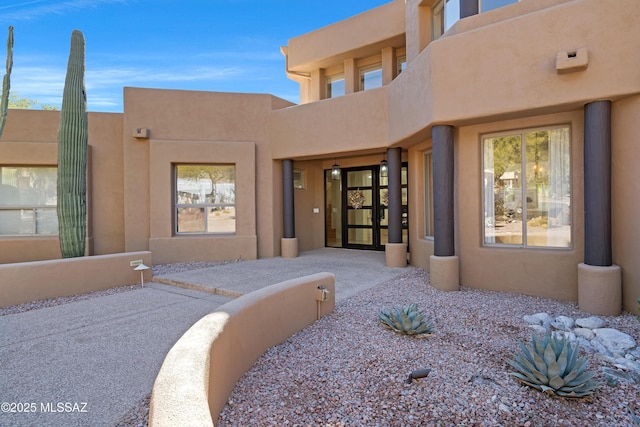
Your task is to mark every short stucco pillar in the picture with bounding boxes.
[429,255,460,291]
[281,237,299,259]
[281,159,298,258]
[385,243,407,268]
[579,101,620,315]
[578,263,621,316]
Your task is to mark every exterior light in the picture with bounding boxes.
[331,159,341,180]
[134,263,150,287]
[380,155,388,178]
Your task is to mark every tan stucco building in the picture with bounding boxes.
[1,0,638,313]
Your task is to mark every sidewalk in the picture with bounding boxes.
[0,248,407,426]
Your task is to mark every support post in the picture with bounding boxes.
[579,100,620,315]
[281,159,298,258]
[430,125,459,291]
[385,147,406,267]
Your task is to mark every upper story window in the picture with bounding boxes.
[432,0,520,40]
[359,64,382,91]
[175,164,236,234]
[482,126,571,248]
[481,0,519,13]
[0,166,58,236]
[327,74,345,98]
[432,0,460,39]
[397,56,407,75]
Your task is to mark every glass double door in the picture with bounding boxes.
[325,165,407,251]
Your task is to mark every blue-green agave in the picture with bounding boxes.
[378,303,434,337]
[509,333,599,398]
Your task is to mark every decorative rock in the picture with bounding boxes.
[525,325,547,335]
[575,337,595,353]
[575,316,606,329]
[520,312,640,385]
[551,330,576,342]
[593,328,637,354]
[573,327,595,340]
[602,367,638,384]
[522,313,553,328]
[589,339,613,357]
[551,315,574,331]
[611,357,640,377]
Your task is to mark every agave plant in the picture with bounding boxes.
[508,333,599,398]
[378,303,434,337]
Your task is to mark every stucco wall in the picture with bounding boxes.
[286,0,405,72]
[291,160,325,252]
[0,251,151,308]
[270,88,389,160]
[122,88,293,261]
[456,111,584,301]
[148,139,257,264]
[612,95,640,313]
[0,110,124,263]
[149,273,335,426]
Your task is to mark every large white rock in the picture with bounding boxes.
[574,327,595,340]
[526,324,547,335]
[593,328,637,355]
[552,315,574,331]
[522,313,553,327]
[575,316,606,329]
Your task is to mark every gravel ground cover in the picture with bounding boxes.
[3,263,638,426]
[217,268,640,427]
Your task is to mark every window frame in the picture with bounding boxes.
[174,164,236,235]
[0,165,58,236]
[326,74,345,99]
[432,0,460,40]
[359,64,383,91]
[480,0,520,13]
[293,168,305,190]
[481,124,572,249]
[396,55,407,76]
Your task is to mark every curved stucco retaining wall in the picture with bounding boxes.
[0,251,152,308]
[149,272,336,427]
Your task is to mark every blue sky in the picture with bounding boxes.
[0,0,390,112]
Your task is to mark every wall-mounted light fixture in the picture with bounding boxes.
[380,153,388,178]
[331,158,341,180]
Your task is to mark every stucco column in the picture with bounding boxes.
[579,100,620,315]
[281,159,298,258]
[460,0,479,19]
[385,147,406,267]
[429,125,459,291]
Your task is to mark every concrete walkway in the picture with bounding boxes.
[0,248,407,426]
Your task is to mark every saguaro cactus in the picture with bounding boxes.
[57,30,88,258]
[0,26,13,138]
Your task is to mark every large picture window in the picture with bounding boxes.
[175,164,235,234]
[482,126,571,248]
[0,166,58,236]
